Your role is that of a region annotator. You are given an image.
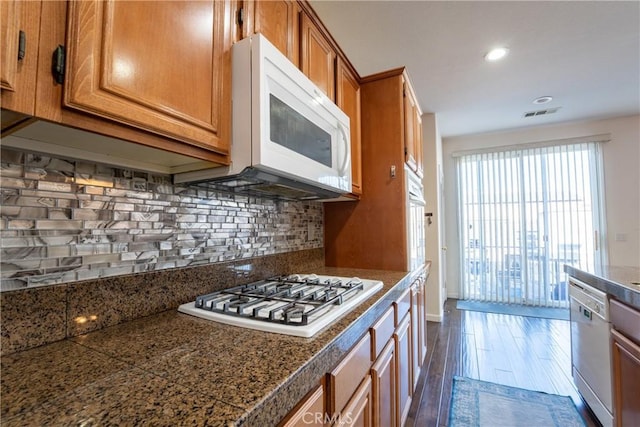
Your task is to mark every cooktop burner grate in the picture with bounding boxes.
[194,275,365,326]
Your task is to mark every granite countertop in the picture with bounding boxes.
[564,265,640,310]
[1,266,426,426]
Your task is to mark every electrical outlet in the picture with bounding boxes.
[614,233,628,242]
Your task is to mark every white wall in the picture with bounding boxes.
[442,115,640,299]
[422,113,446,321]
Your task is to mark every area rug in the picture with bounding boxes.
[448,377,585,427]
[456,300,570,321]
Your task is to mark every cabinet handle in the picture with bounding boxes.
[52,45,66,84]
[237,7,244,26]
[18,30,26,60]
[337,122,350,177]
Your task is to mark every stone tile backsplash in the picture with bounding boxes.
[0,148,324,291]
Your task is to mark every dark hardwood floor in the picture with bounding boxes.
[407,299,602,427]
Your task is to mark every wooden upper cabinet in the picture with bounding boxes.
[403,80,422,173]
[336,57,362,195]
[245,0,300,67]
[415,111,424,178]
[1,0,20,92]
[1,0,41,121]
[64,0,231,154]
[300,11,336,99]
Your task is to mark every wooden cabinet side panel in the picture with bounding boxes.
[325,75,408,271]
[1,0,41,115]
[336,57,362,195]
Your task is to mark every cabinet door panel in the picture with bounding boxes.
[611,328,640,427]
[64,0,230,153]
[1,0,40,118]
[403,82,418,172]
[419,277,427,364]
[415,112,423,178]
[281,384,326,427]
[371,339,396,427]
[339,375,372,427]
[300,12,335,99]
[394,313,412,427]
[336,57,362,195]
[411,282,421,390]
[0,0,19,91]
[328,332,372,416]
[251,0,299,67]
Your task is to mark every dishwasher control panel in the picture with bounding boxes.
[569,278,609,321]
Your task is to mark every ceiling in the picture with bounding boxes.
[309,1,640,138]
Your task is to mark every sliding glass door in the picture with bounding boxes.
[456,142,605,307]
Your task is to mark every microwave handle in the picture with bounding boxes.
[338,122,351,176]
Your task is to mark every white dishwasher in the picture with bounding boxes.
[569,278,613,427]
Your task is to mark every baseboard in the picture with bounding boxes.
[426,313,443,322]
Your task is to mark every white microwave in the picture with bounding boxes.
[174,34,351,200]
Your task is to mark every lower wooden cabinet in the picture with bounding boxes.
[339,375,373,427]
[395,313,412,427]
[283,267,430,427]
[610,299,640,427]
[328,332,372,418]
[280,383,326,427]
[411,275,427,390]
[371,339,396,427]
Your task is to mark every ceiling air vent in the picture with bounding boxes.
[523,107,560,118]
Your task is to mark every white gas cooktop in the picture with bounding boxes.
[178,274,383,337]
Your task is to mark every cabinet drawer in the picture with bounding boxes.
[280,383,325,427]
[370,305,395,360]
[611,299,640,345]
[328,332,372,415]
[393,287,411,325]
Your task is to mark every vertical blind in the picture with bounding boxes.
[455,141,605,307]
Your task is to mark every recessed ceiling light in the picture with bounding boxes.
[533,96,553,104]
[484,47,509,62]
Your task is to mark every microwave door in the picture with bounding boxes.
[256,52,351,193]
